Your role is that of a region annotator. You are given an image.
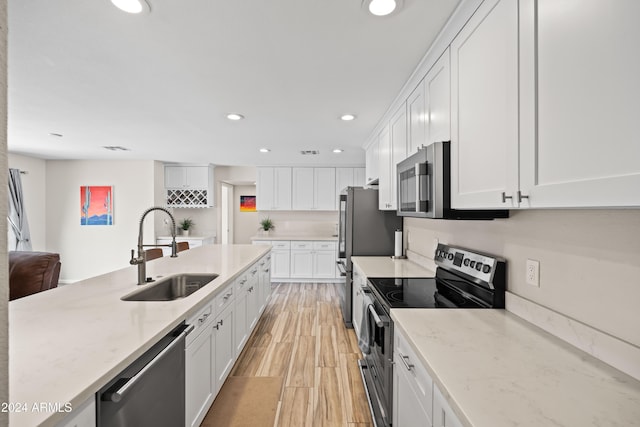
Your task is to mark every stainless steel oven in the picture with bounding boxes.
[358,244,506,427]
[397,141,509,219]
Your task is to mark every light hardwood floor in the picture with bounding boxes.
[218,282,373,427]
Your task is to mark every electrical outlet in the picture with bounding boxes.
[526,259,540,287]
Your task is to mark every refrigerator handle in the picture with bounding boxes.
[336,260,347,277]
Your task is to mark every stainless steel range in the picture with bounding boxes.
[357,243,506,427]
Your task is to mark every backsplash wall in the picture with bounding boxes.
[404,209,640,348]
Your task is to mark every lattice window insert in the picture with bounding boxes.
[166,189,209,207]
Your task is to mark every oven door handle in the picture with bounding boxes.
[368,304,389,327]
[336,260,347,277]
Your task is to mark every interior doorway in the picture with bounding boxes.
[221,183,233,244]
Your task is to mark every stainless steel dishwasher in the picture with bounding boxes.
[97,323,192,427]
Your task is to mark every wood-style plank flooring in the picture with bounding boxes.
[218,282,373,427]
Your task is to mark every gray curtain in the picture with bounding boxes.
[8,168,32,251]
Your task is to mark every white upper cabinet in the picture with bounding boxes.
[450,0,519,209]
[379,105,407,210]
[353,167,366,187]
[426,48,451,146]
[408,48,451,157]
[314,168,336,210]
[365,139,380,185]
[407,79,427,156]
[336,167,366,195]
[256,167,292,210]
[292,167,336,210]
[165,164,215,208]
[518,0,640,208]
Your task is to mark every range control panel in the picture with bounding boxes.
[434,243,505,288]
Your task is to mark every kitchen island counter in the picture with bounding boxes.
[392,308,640,427]
[9,244,269,427]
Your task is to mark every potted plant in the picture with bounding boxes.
[179,218,195,236]
[259,217,274,236]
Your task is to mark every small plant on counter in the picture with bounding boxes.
[179,218,195,235]
[259,217,275,232]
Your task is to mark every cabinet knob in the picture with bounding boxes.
[517,191,529,203]
[501,192,513,203]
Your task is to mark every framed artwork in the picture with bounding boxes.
[240,195,256,212]
[80,186,113,225]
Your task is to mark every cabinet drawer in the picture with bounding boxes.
[395,330,433,420]
[291,241,313,250]
[186,302,214,346]
[313,241,337,251]
[215,283,235,312]
[236,273,249,291]
[271,241,291,250]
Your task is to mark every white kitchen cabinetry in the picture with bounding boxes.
[269,241,291,279]
[165,164,215,208]
[393,329,434,427]
[185,303,215,427]
[292,168,336,210]
[312,241,337,279]
[246,265,260,330]
[156,235,215,256]
[55,396,95,427]
[258,254,271,313]
[365,139,379,185]
[379,105,407,210]
[433,386,463,427]
[256,167,292,210]
[233,273,249,356]
[290,241,314,278]
[213,303,234,395]
[336,167,367,195]
[351,265,366,337]
[450,0,519,210]
[408,49,450,157]
[516,0,640,208]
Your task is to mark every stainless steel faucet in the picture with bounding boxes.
[130,206,178,285]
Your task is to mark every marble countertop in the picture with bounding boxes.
[251,234,338,241]
[392,309,640,427]
[351,256,436,277]
[9,244,269,427]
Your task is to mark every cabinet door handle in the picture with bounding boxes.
[517,191,529,203]
[398,351,414,372]
[501,192,513,203]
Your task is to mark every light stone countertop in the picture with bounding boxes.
[156,234,216,240]
[251,234,338,241]
[392,309,640,427]
[9,244,269,427]
[351,256,436,277]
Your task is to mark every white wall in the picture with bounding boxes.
[234,185,257,244]
[404,209,640,347]
[259,210,339,236]
[46,160,156,282]
[0,1,9,421]
[7,153,46,250]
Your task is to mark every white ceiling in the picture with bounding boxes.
[8,0,460,167]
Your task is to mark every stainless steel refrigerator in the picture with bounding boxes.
[336,187,402,327]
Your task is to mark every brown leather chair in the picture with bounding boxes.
[145,248,164,261]
[9,251,61,301]
[176,241,189,252]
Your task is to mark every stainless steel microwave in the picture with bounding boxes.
[397,141,509,219]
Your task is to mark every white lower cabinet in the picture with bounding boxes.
[246,265,260,330]
[55,396,95,427]
[213,303,234,395]
[351,265,366,337]
[185,303,215,427]
[254,240,339,281]
[234,273,249,356]
[291,242,314,278]
[393,328,464,427]
[258,254,272,313]
[433,386,463,427]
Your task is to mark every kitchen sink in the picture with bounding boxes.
[121,273,218,301]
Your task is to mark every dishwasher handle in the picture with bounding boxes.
[102,324,193,403]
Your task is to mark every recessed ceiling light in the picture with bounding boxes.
[259,148,270,153]
[363,0,400,16]
[111,0,150,14]
[333,149,344,153]
[226,113,245,121]
[340,114,356,121]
